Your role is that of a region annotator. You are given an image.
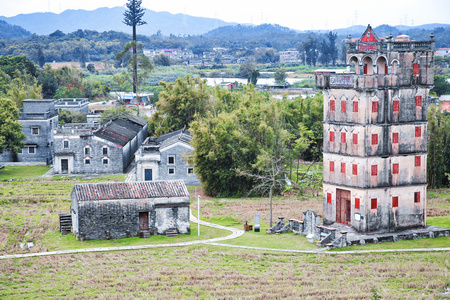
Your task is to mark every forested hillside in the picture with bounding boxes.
[0,20,31,39]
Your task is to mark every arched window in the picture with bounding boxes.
[348,56,359,73]
[376,57,388,74]
[363,56,373,75]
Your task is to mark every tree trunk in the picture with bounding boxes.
[132,24,137,94]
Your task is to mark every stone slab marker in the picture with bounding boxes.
[254,213,260,232]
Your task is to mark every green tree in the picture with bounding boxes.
[36,45,46,68]
[0,55,37,78]
[7,71,42,108]
[274,67,287,84]
[87,63,95,73]
[58,110,87,124]
[239,62,260,85]
[431,75,450,96]
[154,75,210,133]
[123,0,147,94]
[153,54,171,66]
[0,98,26,154]
[37,65,58,98]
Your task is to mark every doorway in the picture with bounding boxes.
[61,159,68,174]
[336,189,351,225]
[139,212,149,230]
[144,169,153,181]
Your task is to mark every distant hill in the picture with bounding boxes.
[0,7,235,36]
[0,20,31,38]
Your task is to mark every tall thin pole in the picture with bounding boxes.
[197,195,200,236]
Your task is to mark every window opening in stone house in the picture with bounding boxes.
[355,197,360,209]
[393,132,399,143]
[353,133,358,144]
[330,161,335,172]
[85,157,91,165]
[415,126,421,137]
[103,147,108,156]
[330,131,335,142]
[372,134,378,145]
[168,155,175,165]
[393,100,399,112]
[352,164,358,175]
[372,101,378,113]
[168,168,175,174]
[371,198,377,210]
[327,193,332,204]
[330,99,335,111]
[376,57,388,75]
[353,101,358,112]
[416,96,422,107]
[31,127,39,135]
[393,163,399,174]
[63,140,69,149]
[341,162,346,174]
[341,100,346,113]
[363,56,373,75]
[103,158,108,165]
[392,196,399,208]
[414,192,420,203]
[28,146,36,154]
[84,147,90,156]
[371,165,378,176]
[413,63,419,75]
[415,156,421,167]
[341,132,346,143]
[188,167,194,174]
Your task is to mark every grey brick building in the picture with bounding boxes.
[53,116,148,174]
[0,99,58,164]
[71,180,191,240]
[55,98,89,114]
[135,129,200,185]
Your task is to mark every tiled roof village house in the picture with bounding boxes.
[135,128,200,185]
[70,180,190,240]
[53,115,148,174]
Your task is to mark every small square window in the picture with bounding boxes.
[416,96,422,107]
[352,164,357,175]
[168,156,175,165]
[341,100,346,113]
[393,100,399,112]
[371,198,377,210]
[341,162,346,174]
[392,132,399,144]
[188,167,194,174]
[103,158,108,165]
[355,198,360,209]
[330,161,335,172]
[85,158,91,165]
[31,127,39,135]
[353,101,358,113]
[327,193,332,204]
[415,156,421,167]
[415,126,421,137]
[28,146,36,154]
[330,131,335,142]
[168,168,175,175]
[103,147,108,156]
[84,147,90,156]
[330,100,335,111]
[371,165,378,176]
[392,196,399,208]
[414,192,420,203]
[353,133,358,145]
[17,148,23,154]
[393,163,399,175]
[341,132,346,144]
[372,134,378,145]
[372,101,378,113]
[63,140,69,149]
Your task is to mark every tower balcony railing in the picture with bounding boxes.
[346,40,434,53]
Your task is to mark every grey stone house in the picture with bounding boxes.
[55,98,89,114]
[71,180,191,240]
[53,116,148,174]
[135,129,200,185]
[0,99,58,164]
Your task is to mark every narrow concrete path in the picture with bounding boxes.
[0,215,448,260]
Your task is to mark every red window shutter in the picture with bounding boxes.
[393,132,399,143]
[415,126,421,137]
[392,196,398,208]
[364,64,368,74]
[385,65,389,75]
[353,133,358,145]
[414,192,420,203]
[416,96,422,107]
[330,131,335,142]
[353,101,358,112]
[372,101,378,113]
[341,132,346,143]
[341,101,346,112]
[355,198,360,209]
[330,161,334,172]
[415,156,421,167]
[352,164,357,175]
[393,163,399,174]
[371,198,377,210]
[393,100,399,112]
[371,165,378,176]
[341,162,346,174]
[413,63,419,75]
[372,134,378,145]
[327,193,332,204]
[330,100,335,111]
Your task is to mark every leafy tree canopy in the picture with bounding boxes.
[0,98,26,154]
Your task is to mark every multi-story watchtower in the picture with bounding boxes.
[315,25,435,233]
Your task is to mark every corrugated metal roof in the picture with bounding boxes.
[73,180,189,201]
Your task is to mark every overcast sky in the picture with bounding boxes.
[2,0,450,31]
